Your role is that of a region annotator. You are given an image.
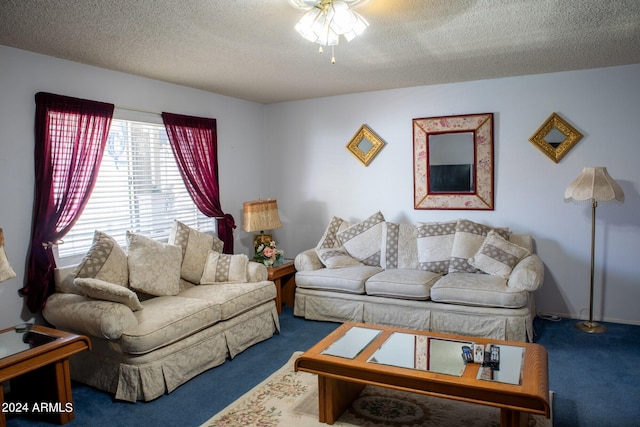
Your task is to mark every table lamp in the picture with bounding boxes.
[564,167,624,333]
[0,228,17,283]
[242,199,282,250]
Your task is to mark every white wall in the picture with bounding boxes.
[0,46,266,329]
[265,64,640,325]
[2,44,639,328]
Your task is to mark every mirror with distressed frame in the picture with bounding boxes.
[413,113,494,210]
[529,113,583,163]
[346,125,386,166]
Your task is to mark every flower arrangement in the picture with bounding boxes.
[254,240,284,267]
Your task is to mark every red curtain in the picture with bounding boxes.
[21,92,114,312]
[162,112,235,253]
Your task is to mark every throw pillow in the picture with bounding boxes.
[469,230,531,279]
[200,251,248,284]
[0,229,16,282]
[315,216,354,268]
[315,247,362,269]
[448,219,510,273]
[74,277,144,311]
[169,220,224,284]
[380,222,418,269]
[127,232,182,296]
[72,230,128,287]
[337,211,385,267]
[416,221,457,274]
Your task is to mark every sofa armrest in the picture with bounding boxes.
[43,293,138,340]
[507,254,544,292]
[247,261,268,282]
[294,249,324,272]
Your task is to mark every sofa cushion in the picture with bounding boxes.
[169,220,224,284]
[338,211,385,267]
[296,266,383,294]
[121,295,219,354]
[127,232,182,296]
[448,219,510,274]
[430,273,529,308]
[200,251,248,284]
[380,222,418,269]
[72,230,128,290]
[74,277,144,311]
[416,221,457,274]
[469,230,531,279]
[365,269,441,300]
[178,281,276,320]
[315,216,356,268]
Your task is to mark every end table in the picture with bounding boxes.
[1,325,90,426]
[267,260,297,314]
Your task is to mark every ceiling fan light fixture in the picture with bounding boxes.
[294,0,369,63]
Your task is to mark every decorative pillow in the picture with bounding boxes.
[74,277,143,311]
[315,216,354,268]
[469,230,531,279]
[416,221,457,274]
[72,230,128,287]
[169,220,224,284]
[448,219,510,274]
[337,211,385,267]
[380,222,418,269]
[200,251,248,284]
[127,232,182,296]
[0,228,16,282]
[316,247,362,269]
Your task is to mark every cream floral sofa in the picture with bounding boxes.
[294,212,544,342]
[43,221,279,402]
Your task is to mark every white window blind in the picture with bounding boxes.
[57,118,215,262]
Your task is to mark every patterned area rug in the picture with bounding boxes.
[203,352,552,427]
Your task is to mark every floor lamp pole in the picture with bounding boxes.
[576,199,606,333]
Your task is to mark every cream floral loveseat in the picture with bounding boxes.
[294,212,544,342]
[43,221,279,402]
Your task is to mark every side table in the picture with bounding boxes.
[267,260,297,314]
[1,325,90,426]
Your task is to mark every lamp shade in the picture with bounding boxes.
[564,167,624,203]
[0,228,17,283]
[242,199,282,232]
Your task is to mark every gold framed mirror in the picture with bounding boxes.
[413,113,494,210]
[346,125,386,166]
[529,113,583,163]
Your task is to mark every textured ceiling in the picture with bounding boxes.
[1,0,640,104]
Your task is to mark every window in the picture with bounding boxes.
[56,116,215,263]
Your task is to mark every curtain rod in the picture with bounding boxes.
[116,105,162,116]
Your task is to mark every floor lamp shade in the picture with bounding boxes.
[564,167,624,203]
[564,167,624,333]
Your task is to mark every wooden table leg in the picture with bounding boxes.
[273,278,283,314]
[1,383,6,427]
[317,376,365,425]
[53,359,75,424]
[500,408,528,427]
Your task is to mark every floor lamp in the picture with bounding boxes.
[564,167,624,333]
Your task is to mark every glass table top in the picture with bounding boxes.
[368,332,471,377]
[318,326,525,384]
[0,327,59,359]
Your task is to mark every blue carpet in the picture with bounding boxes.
[5,308,640,427]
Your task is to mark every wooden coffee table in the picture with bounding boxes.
[0,325,90,426]
[295,322,550,426]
